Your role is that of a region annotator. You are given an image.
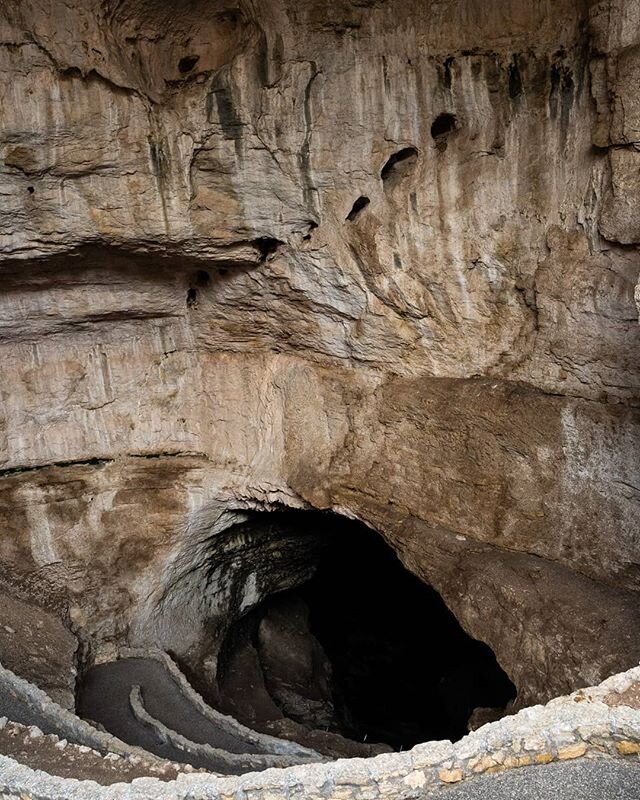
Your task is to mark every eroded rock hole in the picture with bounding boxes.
[186,272,210,308]
[178,55,200,74]
[303,221,318,241]
[431,113,457,139]
[216,513,516,752]
[194,269,210,287]
[381,147,419,183]
[346,196,370,221]
[186,287,198,308]
[254,237,282,261]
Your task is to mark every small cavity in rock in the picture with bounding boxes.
[431,113,457,140]
[178,55,200,74]
[381,147,419,183]
[194,270,210,288]
[346,196,370,221]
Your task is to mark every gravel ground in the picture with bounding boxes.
[0,720,184,785]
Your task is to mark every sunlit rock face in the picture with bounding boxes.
[0,0,639,724]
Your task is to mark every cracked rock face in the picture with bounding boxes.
[0,0,639,733]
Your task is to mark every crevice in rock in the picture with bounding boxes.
[0,457,114,478]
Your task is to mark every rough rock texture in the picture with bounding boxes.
[0,666,639,797]
[0,718,185,785]
[0,0,639,725]
[0,591,77,709]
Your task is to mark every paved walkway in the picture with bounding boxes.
[77,658,263,772]
[429,758,640,799]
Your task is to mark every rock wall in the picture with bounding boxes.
[0,0,639,711]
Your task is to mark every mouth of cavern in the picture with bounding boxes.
[138,510,518,753]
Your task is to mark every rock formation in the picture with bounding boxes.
[0,0,639,782]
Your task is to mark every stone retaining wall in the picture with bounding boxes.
[0,667,638,799]
[129,685,315,773]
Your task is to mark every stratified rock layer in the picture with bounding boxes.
[0,0,639,720]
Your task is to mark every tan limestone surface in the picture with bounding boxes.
[0,0,639,718]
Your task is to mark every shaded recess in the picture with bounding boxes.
[381,147,419,184]
[346,196,371,221]
[178,55,200,74]
[430,114,458,152]
[215,512,516,751]
[431,113,457,139]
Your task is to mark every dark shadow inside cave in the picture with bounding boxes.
[216,512,516,751]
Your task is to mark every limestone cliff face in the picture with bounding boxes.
[0,0,639,709]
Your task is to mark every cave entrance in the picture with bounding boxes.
[215,512,516,751]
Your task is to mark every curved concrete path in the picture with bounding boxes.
[78,659,258,754]
[77,657,321,774]
[431,758,640,799]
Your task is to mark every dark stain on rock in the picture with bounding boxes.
[549,63,561,118]
[300,66,321,214]
[508,55,524,100]
[207,71,242,140]
[549,59,574,144]
[560,69,575,142]
[442,56,455,90]
[148,139,168,179]
[382,56,391,95]
[256,29,270,87]
[484,53,503,95]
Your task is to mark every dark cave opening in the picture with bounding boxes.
[380,147,419,182]
[346,196,371,221]
[194,269,211,287]
[178,55,200,74]
[431,112,457,139]
[216,514,516,751]
[186,287,198,308]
